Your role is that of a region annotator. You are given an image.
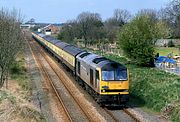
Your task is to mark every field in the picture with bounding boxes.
[90,49,180,122]
[155,47,179,56]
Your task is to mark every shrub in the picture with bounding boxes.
[118,15,170,66]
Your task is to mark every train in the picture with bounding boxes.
[32,32,129,106]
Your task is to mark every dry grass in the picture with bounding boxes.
[0,52,45,122]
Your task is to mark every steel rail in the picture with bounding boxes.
[28,40,73,122]
[123,108,141,122]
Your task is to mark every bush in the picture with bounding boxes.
[10,62,22,74]
[10,60,30,91]
[118,15,170,66]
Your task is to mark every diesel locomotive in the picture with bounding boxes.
[32,32,129,105]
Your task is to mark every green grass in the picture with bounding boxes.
[155,47,180,56]
[90,49,180,122]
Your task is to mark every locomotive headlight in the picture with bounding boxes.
[102,86,109,89]
[102,90,106,92]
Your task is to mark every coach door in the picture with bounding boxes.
[90,69,93,86]
[78,61,80,75]
[95,70,99,88]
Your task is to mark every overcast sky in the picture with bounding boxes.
[0,0,170,23]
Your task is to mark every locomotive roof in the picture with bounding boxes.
[98,60,127,69]
[63,45,85,56]
[77,52,126,69]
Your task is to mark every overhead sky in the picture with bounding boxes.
[0,0,170,23]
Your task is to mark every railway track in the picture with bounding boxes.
[104,108,119,122]
[104,107,141,122]
[123,108,141,122]
[28,40,73,122]
[29,38,142,122]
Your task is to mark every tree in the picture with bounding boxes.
[118,14,170,66]
[104,9,131,43]
[0,9,25,88]
[58,12,105,46]
[137,9,158,23]
[57,20,77,44]
[76,12,104,47]
[27,18,35,24]
[161,0,180,38]
[113,9,131,26]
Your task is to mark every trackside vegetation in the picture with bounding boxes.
[90,49,180,122]
[10,54,31,91]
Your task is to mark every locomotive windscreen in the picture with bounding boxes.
[101,63,127,81]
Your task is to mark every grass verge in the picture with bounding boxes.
[0,53,46,121]
[155,47,179,56]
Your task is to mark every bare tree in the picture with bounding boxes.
[0,8,25,88]
[165,0,180,38]
[137,9,158,23]
[113,9,132,26]
[27,18,35,24]
[58,20,77,43]
[76,12,103,47]
[104,9,131,43]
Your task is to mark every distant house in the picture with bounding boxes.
[173,56,180,63]
[155,56,176,68]
[41,24,60,35]
[45,29,52,35]
[20,24,35,29]
[155,39,180,47]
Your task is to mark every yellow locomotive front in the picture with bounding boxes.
[98,62,129,104]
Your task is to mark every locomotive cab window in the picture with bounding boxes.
[101,63,127,81]
[102,69,127,81]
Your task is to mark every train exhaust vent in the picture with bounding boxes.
[79,52,91,58]
[92,57,108,64]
